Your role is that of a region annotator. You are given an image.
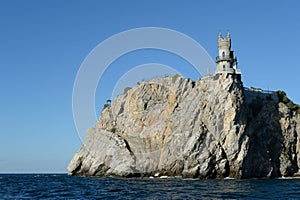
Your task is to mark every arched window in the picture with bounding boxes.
[222,51,225,58]
[223,65,225,70]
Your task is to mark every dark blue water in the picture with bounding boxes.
[1,174,300,199]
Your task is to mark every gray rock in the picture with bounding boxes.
[68,74,300,178]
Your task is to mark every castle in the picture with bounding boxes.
[215,32,241,75]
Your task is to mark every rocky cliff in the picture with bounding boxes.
[68,74,300,178]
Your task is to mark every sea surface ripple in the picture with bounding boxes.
[1,174,300,199]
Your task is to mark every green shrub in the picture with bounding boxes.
[282,96,289,104]
[124,87,132,94]
[172,74,181,83]
[110,127,116,133]
[286,101,295,110]
[277,90,287,102]
[277,90,300,115]
[103,104,110,110]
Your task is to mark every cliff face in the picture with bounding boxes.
[68,74,300,178]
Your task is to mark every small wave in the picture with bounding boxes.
[224,177,235,180]
[160,176,168,179]
[154,172,160,177]
[148,175,181,179]
[277,176,298,180]
[183,178,198,181]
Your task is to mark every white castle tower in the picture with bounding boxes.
[215,32,241,74]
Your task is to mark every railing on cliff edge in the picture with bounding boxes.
[244,87,276,94]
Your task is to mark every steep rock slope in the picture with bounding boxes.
[68,74,300,178]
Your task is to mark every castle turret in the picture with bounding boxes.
[215,32,241,74]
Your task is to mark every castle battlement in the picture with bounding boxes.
[215,32,241,75]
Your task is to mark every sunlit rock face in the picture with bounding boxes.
[68,74,300,178]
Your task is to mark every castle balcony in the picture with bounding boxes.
[216,55,232,63]
[235,68,242,74]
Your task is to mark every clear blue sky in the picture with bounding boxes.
[0,0,299,173]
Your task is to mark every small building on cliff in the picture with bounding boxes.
[215,32,241,75]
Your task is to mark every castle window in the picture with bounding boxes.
[222,51,225,58]
[223,65,225,70]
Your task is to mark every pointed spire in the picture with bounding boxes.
[218,32,222,38]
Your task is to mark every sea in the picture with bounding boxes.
[1,174,300,199]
